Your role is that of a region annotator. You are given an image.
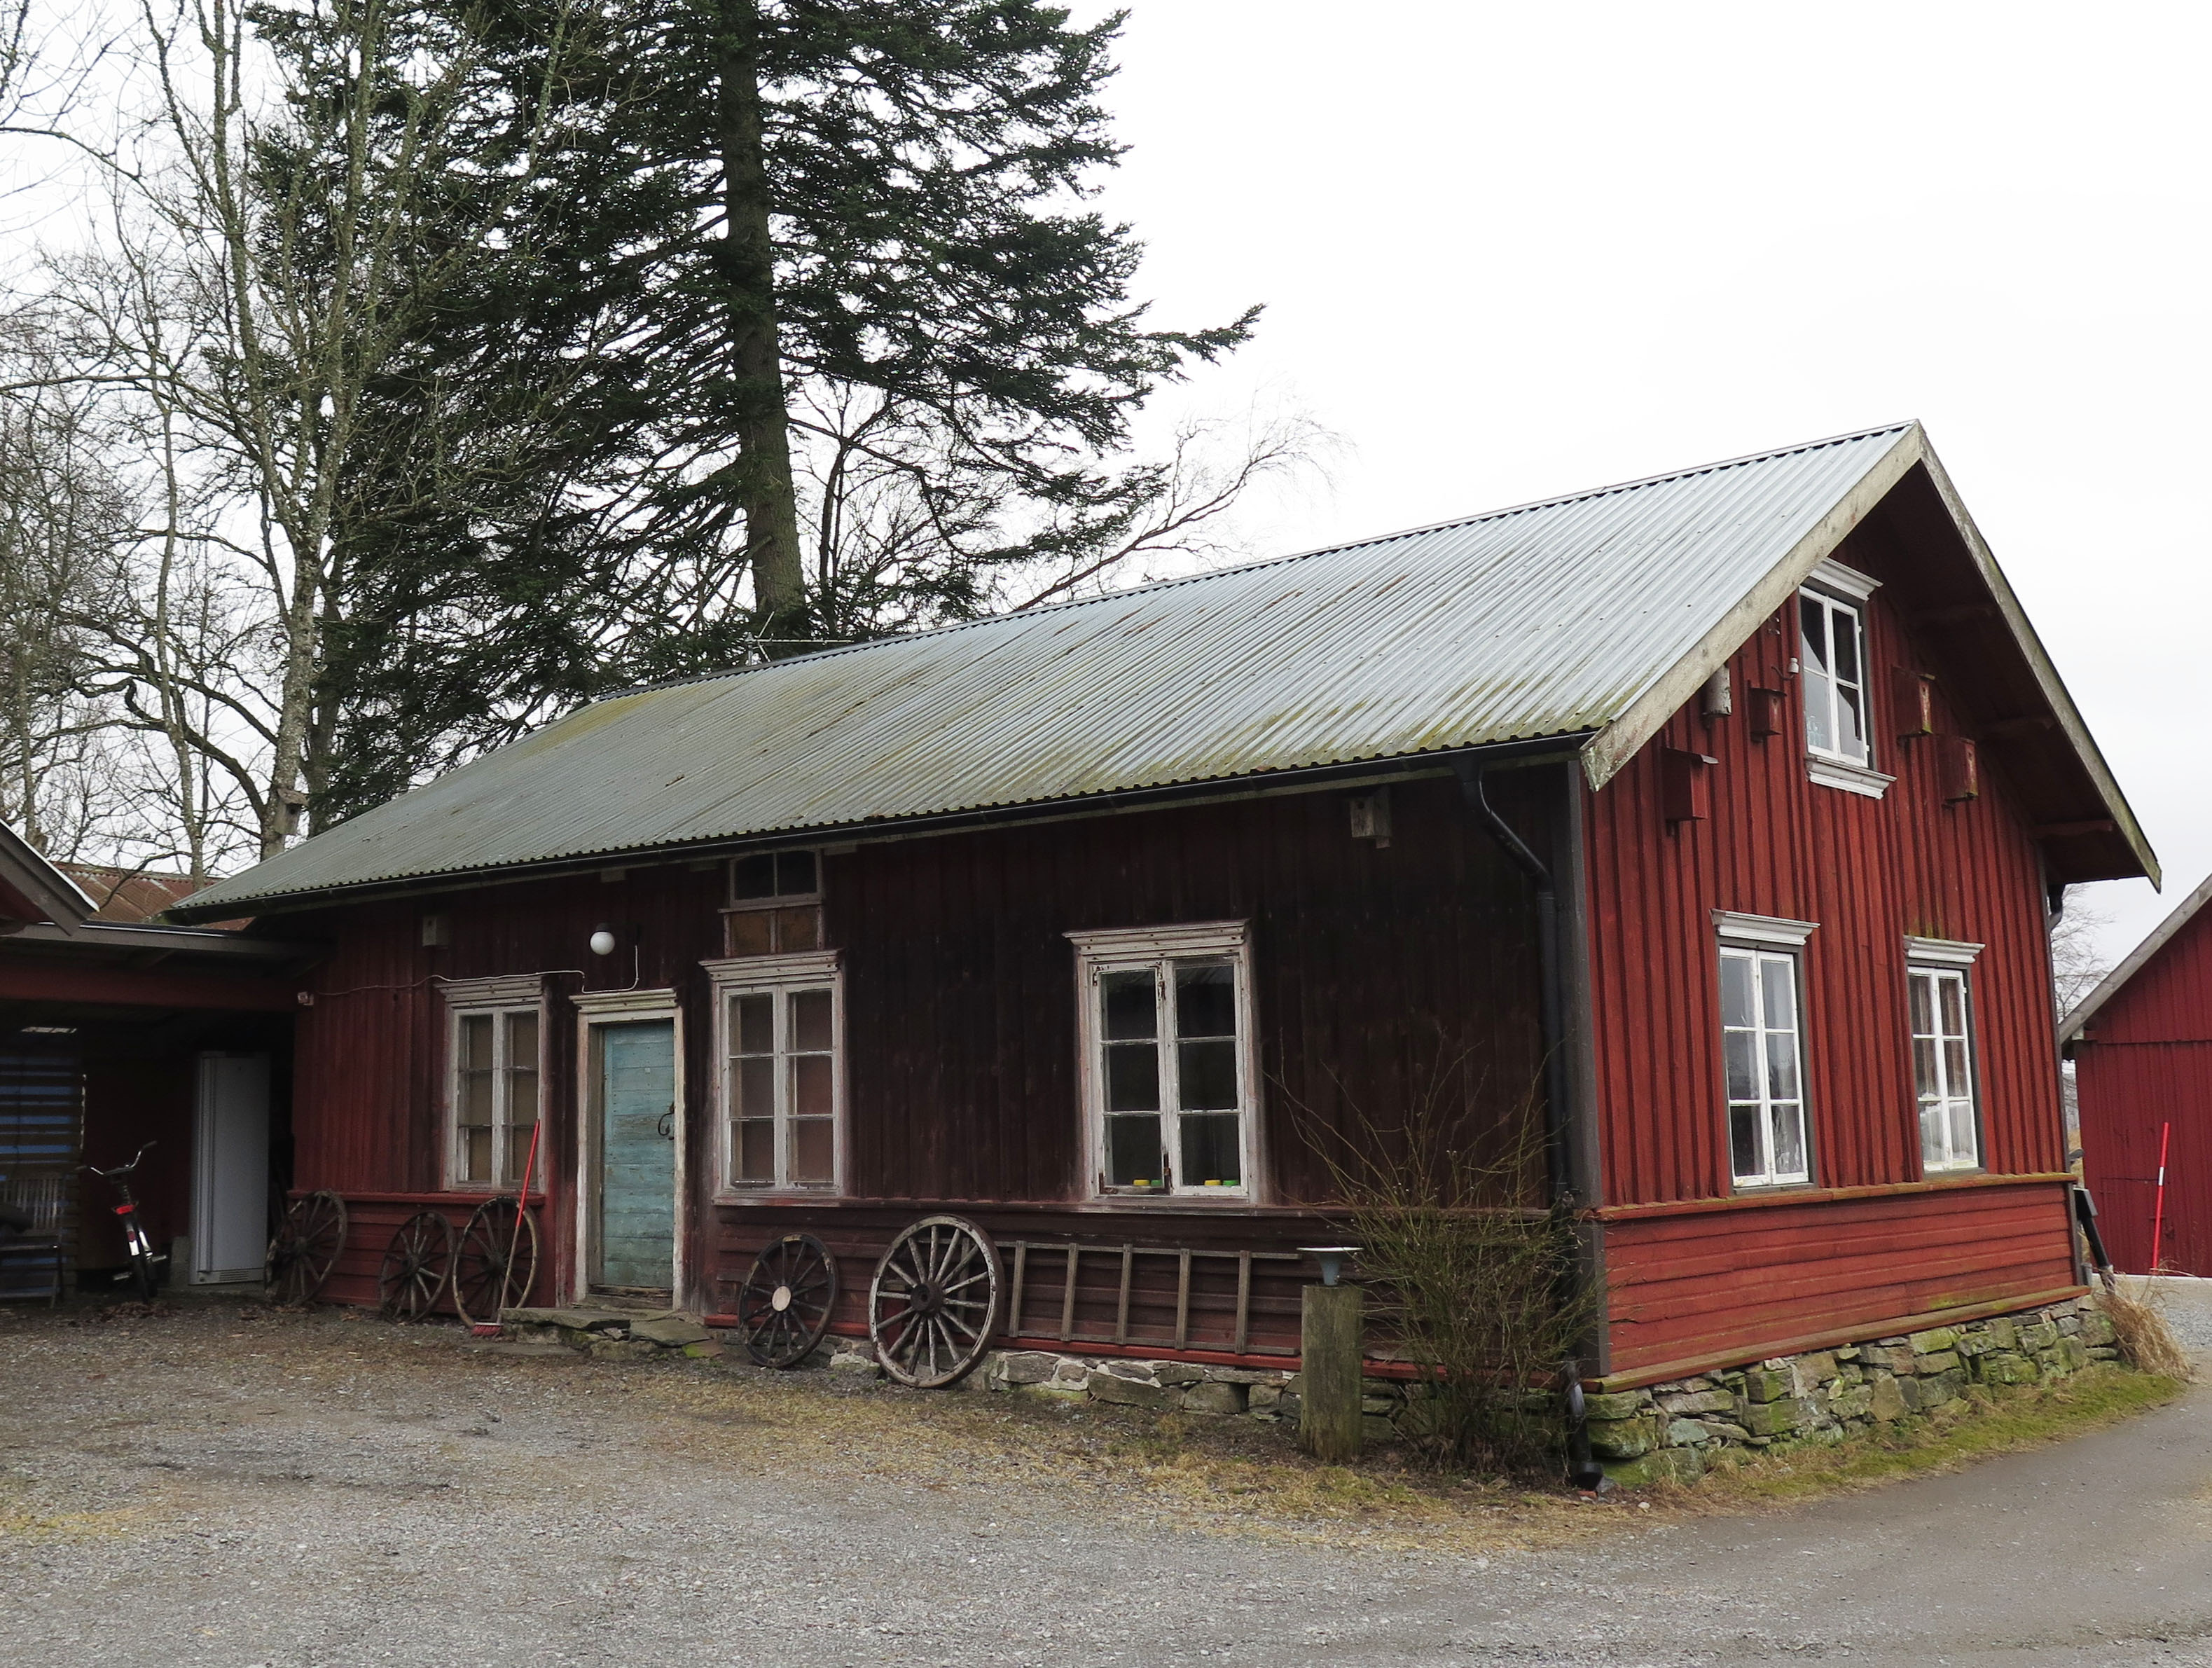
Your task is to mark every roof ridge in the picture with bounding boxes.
[593,420,1920,706]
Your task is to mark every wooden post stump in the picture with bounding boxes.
[1299,1282,1363,1463]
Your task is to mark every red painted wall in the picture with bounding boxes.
[2076,901,2212,1274]
[1583,530,2078,1372]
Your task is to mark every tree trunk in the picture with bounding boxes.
[714,0,809,654]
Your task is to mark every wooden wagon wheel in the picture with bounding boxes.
[736,1234,838,1368]
[265,1190,348,1305]
[868,1214,1002,1388]
[452,1196,539,1326]
[377,1210,456,1321]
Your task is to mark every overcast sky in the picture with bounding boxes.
[1079,1,2211,978]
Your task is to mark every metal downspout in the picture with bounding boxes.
[1455,758,1605,1489]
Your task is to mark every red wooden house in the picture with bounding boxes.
[2064,874,2212,1275]
[174,422,2152,1413]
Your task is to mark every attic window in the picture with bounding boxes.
[725,850,823,958]
[1799,590,1870,767]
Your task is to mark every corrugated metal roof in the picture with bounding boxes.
[186,425,1924,914]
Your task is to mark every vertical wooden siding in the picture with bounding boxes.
[288,773,1558,1308]
[1584,539,2067,1209]
[2076,902,2212,1274]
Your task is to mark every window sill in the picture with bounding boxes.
[717,1188,843,1203]
[1806,756,1895,799]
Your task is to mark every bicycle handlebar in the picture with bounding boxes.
[85,1140,155,1180]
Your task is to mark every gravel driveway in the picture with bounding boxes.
[2,1295,2208,1668]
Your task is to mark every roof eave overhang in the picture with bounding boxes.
[168,733,1591,923]
[1578,423,2159,890]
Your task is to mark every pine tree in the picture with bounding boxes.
[310,0,1263,822]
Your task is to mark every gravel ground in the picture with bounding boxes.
[2,1297,2208,1668]
[2136,1276,2212,1354]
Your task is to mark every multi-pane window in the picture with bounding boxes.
[1910,967,1979,1171]
[1720,946,1809,1187]
[1799,589,1869,766]
[725,850,823,958]
[1072,924,1255,1199]
[712,956,841,1193]
[451,1007,540,1188]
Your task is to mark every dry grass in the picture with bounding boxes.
[602,1345,2187,1555]
[2101,1285,2192,1379]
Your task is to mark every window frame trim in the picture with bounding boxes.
[1715,934,1816,1192]
[1066,921,1262,1204]
[1797,585,1877,771]
[439,974,548,1194]
[1905,953,1985,1176]
[703,951,846,1199]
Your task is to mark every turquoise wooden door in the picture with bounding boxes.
[595,1019,676,1290]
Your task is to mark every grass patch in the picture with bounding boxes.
[1681,1364,2185,1509]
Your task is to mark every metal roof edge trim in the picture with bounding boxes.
[540,422,1928,717]
[1910,441,2160,890]
[1579,426,1926,792]
[2059,868,2212,1042]
[167,733,1594,921]
[0,818,97,932]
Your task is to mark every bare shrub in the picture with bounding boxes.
[1301,1052,1596,1477]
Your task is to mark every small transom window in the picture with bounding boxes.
[726,849,823,957]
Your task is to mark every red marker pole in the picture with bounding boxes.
[2150,1120,2171,1275]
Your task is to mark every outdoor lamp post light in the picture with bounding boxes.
[1297,1245,1360,1287]
[589,926,617,957]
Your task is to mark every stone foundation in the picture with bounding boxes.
[824,1339,1458,1441]
[1587,1295,2118,1487]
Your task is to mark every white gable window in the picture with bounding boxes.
[1068,923,1258,1200]
[1714,912,1816,1189]
[1906,938,1984,1173]
[1799,588,1869,765]
[706,952,843,1194]
[1797,558,1895,799]
[442,975,544,1190]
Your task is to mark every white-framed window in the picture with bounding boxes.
[724,848,824,958]
[442,975,545,1190]
[1067,922,1258,1201]
[1713,913,1816,1189]
[1905,937,1985,1173]
[1799,588,1871,766]
[704,952,843,1194]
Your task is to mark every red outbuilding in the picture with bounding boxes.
[170,422,2154,1442]
[2064,874,2212,1275]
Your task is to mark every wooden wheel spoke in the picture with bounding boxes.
[867,1215,1001,1389]
[737,1236,839,1367]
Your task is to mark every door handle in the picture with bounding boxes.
[657,1108,674,1140]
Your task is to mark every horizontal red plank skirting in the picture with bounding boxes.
[1593,1283,2090,1393]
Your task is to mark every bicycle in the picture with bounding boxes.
[85,1143,167,1302]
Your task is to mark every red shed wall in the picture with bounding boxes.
[2076,901,2212,1274]
[1584,531,2078,1377]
